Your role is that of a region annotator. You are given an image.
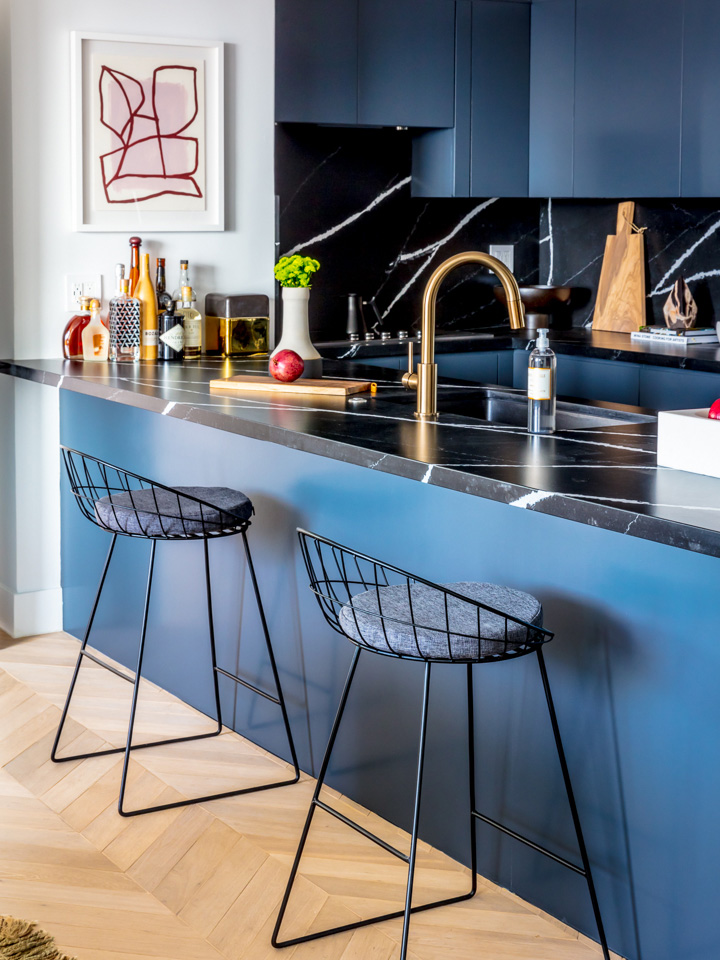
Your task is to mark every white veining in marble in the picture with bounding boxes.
[510,490,556,509]
[650,215,720,295]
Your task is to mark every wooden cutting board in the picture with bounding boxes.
[209,374,375,396]
[592,201,646,332]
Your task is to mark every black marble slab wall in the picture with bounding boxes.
[277,125,720,341]
[276,125,540,340]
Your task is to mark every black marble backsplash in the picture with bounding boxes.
[276,125,720,341]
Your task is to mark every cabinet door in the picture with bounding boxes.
[639,367,720,411]
[573,0,684,198]
[681,1,720,196]
[470,0,530,197]
[529,0,575,198]
[437,351,501,384]
[513,352,640,405]
[358,0,456,127]
[275,0,358,124]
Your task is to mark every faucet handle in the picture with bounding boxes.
[402,340,417,390]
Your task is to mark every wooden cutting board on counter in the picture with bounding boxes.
[592,201,646,332]
[209,374,375,397]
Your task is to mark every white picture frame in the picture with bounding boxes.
[71,32,224,232]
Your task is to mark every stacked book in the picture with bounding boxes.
[630,325,719,346]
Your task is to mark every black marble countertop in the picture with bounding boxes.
[320,327,720,374]
[3,356,720,559]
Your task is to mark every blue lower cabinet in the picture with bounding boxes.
[639,366,720,411]
[436,351,501,384]
[513,352,640,405]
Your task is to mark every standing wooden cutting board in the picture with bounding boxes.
[592,201,646,332]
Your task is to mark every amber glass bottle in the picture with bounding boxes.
[136,253,159,361]
[129,237,142,295]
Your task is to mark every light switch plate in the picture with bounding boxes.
[489,244,514,273]
[65,274,102,311]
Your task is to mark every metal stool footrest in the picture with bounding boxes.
[472,809,585,876]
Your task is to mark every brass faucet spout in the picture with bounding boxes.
[402,251,525,419]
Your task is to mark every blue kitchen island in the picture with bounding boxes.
[2,355,719,960]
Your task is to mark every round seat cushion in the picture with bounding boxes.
[94,486,253,538]
[338,581,543,661]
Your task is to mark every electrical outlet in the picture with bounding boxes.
[489,244,514,273]
[65,274,102,311]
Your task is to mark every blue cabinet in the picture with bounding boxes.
[276,0,455,128]
[573,0,684,198]
[275,0,357,124]
[639,367,720,411]
[681,0,720,197]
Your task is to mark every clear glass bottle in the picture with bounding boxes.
[136,253,159,362]
[527,328,556,434]
[109,278,141,362]
[177,285,202,360]
[82,299,110,362]
[155,257,172,312]
[172,260,197,307]
[159,302,185,362]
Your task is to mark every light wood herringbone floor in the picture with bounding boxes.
[0,630,620,960]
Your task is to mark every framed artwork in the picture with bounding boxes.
[71,32,224,232]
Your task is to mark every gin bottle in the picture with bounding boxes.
[177,285,202,360]
[109,278,140,362]
[527,328,556,434]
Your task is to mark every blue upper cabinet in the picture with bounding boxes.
[573,0,684,198]
[681,0,720,196]
[529,0,575,198]
[275,0,358,125]
[275,0,456,129]
[357,0,456,128]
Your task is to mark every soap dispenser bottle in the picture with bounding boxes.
[527,328,556,434]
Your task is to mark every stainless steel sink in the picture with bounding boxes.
[381,386,655,431]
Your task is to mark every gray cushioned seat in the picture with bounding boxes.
[338,581,543,661]
[94,486,253,538]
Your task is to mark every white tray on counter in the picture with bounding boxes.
[657,408,720,478]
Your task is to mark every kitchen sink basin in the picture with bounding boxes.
[381,386,655,431]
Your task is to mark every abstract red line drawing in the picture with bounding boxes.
[98,64,202,204]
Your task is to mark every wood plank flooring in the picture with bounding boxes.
[0,630,621,960]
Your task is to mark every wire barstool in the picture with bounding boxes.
[51,446,299,816]
[272,529,610,960]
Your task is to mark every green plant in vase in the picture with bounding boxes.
[272,254,323,378]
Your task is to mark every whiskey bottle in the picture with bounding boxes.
[178,286,202,360]
[155,258,172,312]
[172,260,197,307]
[136,253,159,361]
[109,278,140,362]
[63,296,92,360]
[159,302,184,362]
[82,300,110,362]
[129,237,141,295]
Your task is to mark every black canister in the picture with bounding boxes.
[158,302,184,362]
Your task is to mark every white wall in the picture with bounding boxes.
[0,0,276,637]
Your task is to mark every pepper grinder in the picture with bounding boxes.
[346,294,366,341]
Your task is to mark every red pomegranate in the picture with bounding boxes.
[270,349,304,383]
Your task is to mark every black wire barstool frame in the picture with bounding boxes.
[272,529,610,960]
[51,446,300,816]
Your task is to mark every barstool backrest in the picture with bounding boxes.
[297,529,552,663]
[61,446,250,541]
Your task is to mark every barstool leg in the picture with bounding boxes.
[272,646,362,947]
[537,648,611,960]
[51,534,118,762]
[466,664,478,894]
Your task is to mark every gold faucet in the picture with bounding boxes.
[402,252,525,419]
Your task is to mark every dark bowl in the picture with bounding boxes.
[493,285,573,311]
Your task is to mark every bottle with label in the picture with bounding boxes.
[172,260,197,307]
[109,277,141,362]
[82,300,110,362]
[527,328,556,434]
[63,296,92,360]
[177,285,202,360]
[159,302,185,362]
[155,257,172,312]
[135,253,159,361]
[128,237,141,295]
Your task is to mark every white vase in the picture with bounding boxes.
[272,287,323,379]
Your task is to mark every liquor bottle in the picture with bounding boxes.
[177,286,202,360]
[129,237,142,295]
[135,253,159,361]
[155,258,172,312]
[158,302,185,362]
[109,278,141,362]
[63,296,92,360]
[172,260,197,307]
[527,328,556,434]
[114,262,125,298]
[82,300,110,362]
